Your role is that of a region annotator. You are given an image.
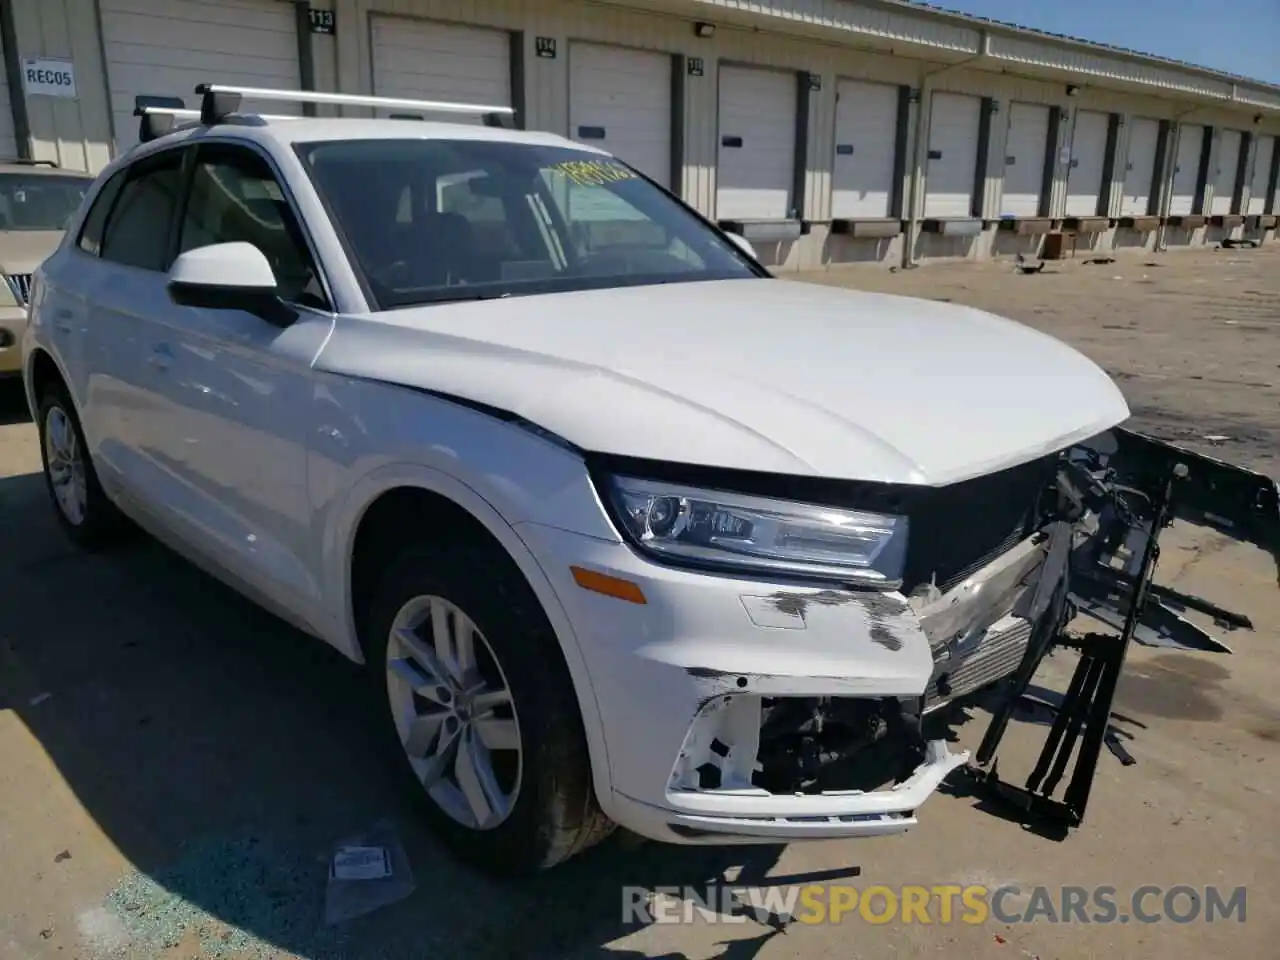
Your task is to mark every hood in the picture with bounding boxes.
[0,230,63,274]
[322,278,1131,486]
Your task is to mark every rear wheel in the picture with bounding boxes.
[36,383,127,548]
[364,540,613,875]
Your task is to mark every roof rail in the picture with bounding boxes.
[193,83,517,129]
[0,158,58,167]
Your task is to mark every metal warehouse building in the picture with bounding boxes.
[1,0,1278,271]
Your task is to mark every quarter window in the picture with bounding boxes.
[178,144,328,309]
[99,151,185,271]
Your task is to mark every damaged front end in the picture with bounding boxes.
[662,428,1277,838]
[964,427,1278,829]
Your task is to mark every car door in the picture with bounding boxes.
[70,147,190,505]
[145,140,335,623]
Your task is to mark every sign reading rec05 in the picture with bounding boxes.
[22,58,77,99]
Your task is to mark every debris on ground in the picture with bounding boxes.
[1013,253,1045,275]
[103,828,346,959]
[323,819,415,926]
[1083,256,1116,265]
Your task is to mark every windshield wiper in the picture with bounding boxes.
[391,291,511,309]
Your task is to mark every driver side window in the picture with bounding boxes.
[178,144,329,310]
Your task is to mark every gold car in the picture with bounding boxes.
[0,160,94,376]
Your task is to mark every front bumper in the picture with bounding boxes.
[518,520,1056,845]
[0,306,24,375]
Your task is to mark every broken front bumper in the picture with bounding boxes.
[519,516,1060,845]
[523,428,1278,846]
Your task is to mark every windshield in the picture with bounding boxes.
[296,138,762,309]
[0,173,92,231]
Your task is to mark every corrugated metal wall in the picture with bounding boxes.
[9,0,112,170]
[3,0,1277,262]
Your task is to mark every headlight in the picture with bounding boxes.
[602,475,908,584]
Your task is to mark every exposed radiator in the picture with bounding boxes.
[924,614,1034,711]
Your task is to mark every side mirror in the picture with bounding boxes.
[167,242,295,326]
[724,231,758,261]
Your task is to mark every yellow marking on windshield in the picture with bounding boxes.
[551,160,637,186]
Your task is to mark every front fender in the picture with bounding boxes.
[322,459,615,807]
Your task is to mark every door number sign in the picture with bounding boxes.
[307,7,335,34]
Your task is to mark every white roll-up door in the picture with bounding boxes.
[716,66,796,220]
[371,16,510,124]
[830,80,899,219]
[1121,117,1160,216]
[0,71,15,158]
[1169,123,1204,216]
[923,91,981,218]
[1248,134,1276,215]
[569,43,670,188]
[101,0,301,153]
[1064,110,1110,216]
[1211,129,1243,215]
[1000,102,1050,217]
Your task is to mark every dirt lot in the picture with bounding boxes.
[0,245,1277,959]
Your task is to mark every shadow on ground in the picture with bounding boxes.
[0,377,31,425]
[0,457,860,959]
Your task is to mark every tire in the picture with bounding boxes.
[36,382,128,549]
[364,540,614,876]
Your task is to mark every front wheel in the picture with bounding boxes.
[364,541,613,875]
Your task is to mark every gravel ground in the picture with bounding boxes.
[0,244,1276,960]
[798,244,1280,476]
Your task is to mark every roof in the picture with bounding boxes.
[885,0,1280,95]
[128,115,607,162]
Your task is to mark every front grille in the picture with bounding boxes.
[899,453,1058,593]
[6,273,32,305]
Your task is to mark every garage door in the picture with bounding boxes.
[1169,123,1204,216]
[923,92,981,218]
[1210,129,1243,215]
[371,17,510,124]
[716,66,796,220]
[1000,102,1049,217]
[102,0,301,153]
[830,79,898,219]
[0,72,15,159]
[1248,134,1276,215]
[1120,116,1160,216]
[569,43,670,188]
[1064,110,1109,216]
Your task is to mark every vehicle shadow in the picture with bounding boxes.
[0,469,855,959]
[0,377,31,425]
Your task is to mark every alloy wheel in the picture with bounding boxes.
[385,595,523,830]
[44,405,87,526]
